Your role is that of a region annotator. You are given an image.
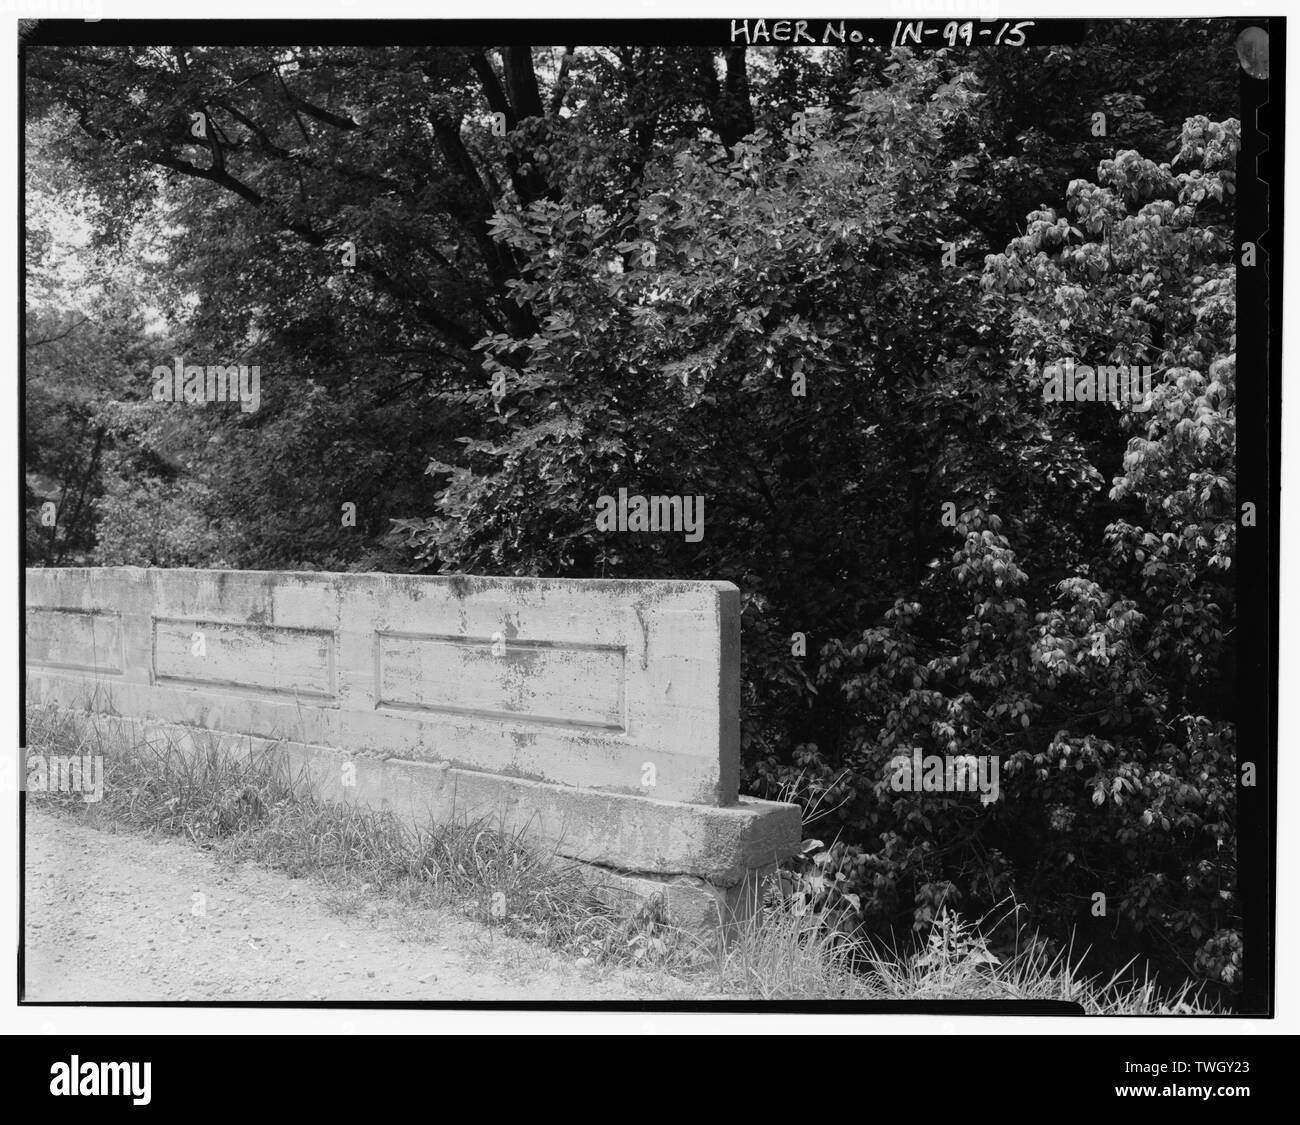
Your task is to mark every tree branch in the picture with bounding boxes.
[26,317,91,348]
[549,47,576,118]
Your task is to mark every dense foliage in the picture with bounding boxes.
[25,22,1240,998]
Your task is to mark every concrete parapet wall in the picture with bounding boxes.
[26,568,802,929]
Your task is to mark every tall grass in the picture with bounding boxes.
[24,703,1219,1010]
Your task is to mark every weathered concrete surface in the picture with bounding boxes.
[581,865,773,933]
[26,567,802,929]
[28,713,799,896]
[288,747,799,887]
[27,567,740,805]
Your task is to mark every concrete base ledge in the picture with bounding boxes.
[49,711,801,902]
[284,743,801,888]
[579,864,773,933]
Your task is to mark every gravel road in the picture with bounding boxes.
[23,805,698,1002]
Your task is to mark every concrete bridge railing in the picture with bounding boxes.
[25,568,803,929]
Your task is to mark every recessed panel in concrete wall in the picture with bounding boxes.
[374,632,625,730]
[152,618,336,700]
[26,608,123,675]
